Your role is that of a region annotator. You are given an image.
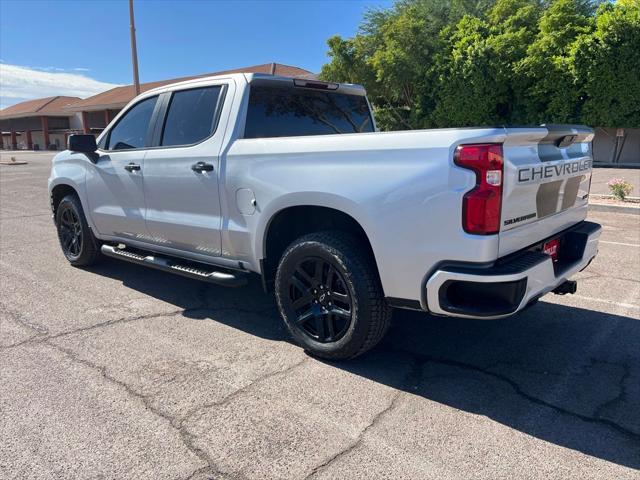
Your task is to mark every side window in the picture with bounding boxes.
[161,86,222,147]
[107,96,158,150]
[244,85,374,139]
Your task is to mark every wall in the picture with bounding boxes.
[49,133,66,150]
[593,127,640,166]
[69,113,83,130]
[31,132,45,149]
[85,110,107,130]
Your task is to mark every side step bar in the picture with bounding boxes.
[100,244,248,287]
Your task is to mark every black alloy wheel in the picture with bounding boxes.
[55,194,101,266]
[275,231,392,360]
[58,205,83,258]
[287,257,353,343]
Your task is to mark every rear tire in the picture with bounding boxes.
[55,194,101,266]
[275,231,391,360]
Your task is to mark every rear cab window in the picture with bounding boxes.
[161,86,224,147]
[244,83,373,138]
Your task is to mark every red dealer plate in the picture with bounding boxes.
[543,238,561,262]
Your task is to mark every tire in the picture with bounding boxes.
[275,231,392,360]
[55,194,101,266]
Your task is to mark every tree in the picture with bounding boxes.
[320,0,492,130]
[431,0,541,126]
[572,0,640,127]
[320,0,640,130]
[513,0,594,124]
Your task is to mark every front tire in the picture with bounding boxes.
[275,231,391,360]
[55,194,101,266]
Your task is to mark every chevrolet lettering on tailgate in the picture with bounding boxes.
[518,158,592,183]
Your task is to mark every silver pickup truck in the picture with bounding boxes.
[49,72,601,359]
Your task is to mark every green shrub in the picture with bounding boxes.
[607,178,634,200]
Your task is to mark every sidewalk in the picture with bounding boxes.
[0,149,55,155]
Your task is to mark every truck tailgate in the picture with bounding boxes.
[499,125,594,256]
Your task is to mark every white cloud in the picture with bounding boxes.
[29,66,92,73]
[0,63,121,109]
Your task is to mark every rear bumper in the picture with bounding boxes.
[425,221,601,319]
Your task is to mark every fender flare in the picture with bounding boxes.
[253,191,378,263]
[49,176,95,230]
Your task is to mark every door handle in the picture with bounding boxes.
[191,161,214,173]
[124,163,141,172]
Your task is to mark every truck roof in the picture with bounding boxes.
[142,72,367,97]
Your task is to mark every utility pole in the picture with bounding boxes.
[129,0,141,95]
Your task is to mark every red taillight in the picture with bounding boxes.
[454,143,504,235]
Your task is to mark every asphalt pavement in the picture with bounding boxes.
[1,151,639,480]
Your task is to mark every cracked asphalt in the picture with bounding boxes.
[1,152,639,480]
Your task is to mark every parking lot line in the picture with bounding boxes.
[571,294,640,310]
[599,241,640,247]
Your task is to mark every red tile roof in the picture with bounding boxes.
[0,96,81,119]
[66,63,314,112]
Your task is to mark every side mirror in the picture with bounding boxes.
[68,134,98,162]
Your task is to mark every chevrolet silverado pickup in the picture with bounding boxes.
[48,73,601,359]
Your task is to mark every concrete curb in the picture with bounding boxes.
[591,194,640,202]
[589,202,640,215]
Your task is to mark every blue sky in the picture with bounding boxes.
[0,0,391,108]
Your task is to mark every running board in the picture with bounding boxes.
[100,244,248,287]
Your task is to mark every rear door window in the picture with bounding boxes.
[161,86,223,147]
[244,85,373,138]
[107,96,158,150]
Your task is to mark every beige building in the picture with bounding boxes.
[0,96,83,150]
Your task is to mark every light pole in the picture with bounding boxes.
[129,0,141,95]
